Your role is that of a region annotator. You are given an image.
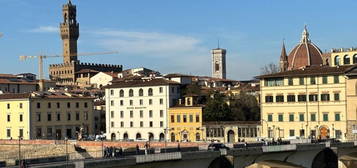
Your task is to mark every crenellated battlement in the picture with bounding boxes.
[78,62,122,69]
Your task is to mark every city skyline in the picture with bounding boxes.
[1,0,357,80]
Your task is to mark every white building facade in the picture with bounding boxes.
[105,79,181,141]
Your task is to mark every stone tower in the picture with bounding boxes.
[279,41,288,72]
[60,0,79,63]
[211,48,227,79]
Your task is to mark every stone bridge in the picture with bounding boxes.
[23,142,357,168]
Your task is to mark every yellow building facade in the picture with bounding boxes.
[0,92,94,140]
[168,97,204,142]
[330,48,357,67]
[259,65,357,140]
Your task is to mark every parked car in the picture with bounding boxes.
[208,143,229,151]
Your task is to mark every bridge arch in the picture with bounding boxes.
[311,148,338,168]
[208,156,233,168]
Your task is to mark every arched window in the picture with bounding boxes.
[136,133,141,140]
[344,55,350,64]
[148,88,153,96]
[111,133,116,141]
[139,89,144,96]
[195,133,200,142]
[119,90,124,97]
[129,89,134,97]
[148,133,154,141]
[334,56,340,66]
[170,133,175,142]
[159,133,165,141]
[123,133,128,141]
[354,54,357,64]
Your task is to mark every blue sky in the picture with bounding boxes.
[1,0,357,80]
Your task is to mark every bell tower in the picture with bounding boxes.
[211,47,227,79]
[60,0,79,63]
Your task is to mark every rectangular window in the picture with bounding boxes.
[268,114,273,122]
[37,113,41,121]
[323,113,329,121]
[48,103,52,109]
[159,87,163,93]
[299,114,304,121]
[276,95,284,102]
[111,122,114,127]
[149,121,153,127]
[289,114,294,122]
[289,129,295,137]
[130,100,133,106]
[287,95,295,102]
[84,102,88,108]
[300,129,305,137]
[67,112,71,121]
[76,102,79,108]
[19,103,23,109]
[322,76,328,84]
[309,94,318,102]
[183,115,187,122]
[19,129,23,138]
[335,130,342,139]
[160,110,163,117]
[7,114,10,122]
[140,121,143,127]
[7,129,11,138]
[140,110,143,118]
[120,111,124,118]
[130,111,133,118]
[196,115,200,122]
[189,115,193,122]
[120,100,123,106]
[310,77,316,84]
[298,95,307,102]
[57,102,60,108]
[20,114,23,122]
[130,122,133,127]
[160,121,163,127]
[311,114,316,121]
[177,115,181,122]
[265,96,274,103]
[37,103,41,109]
[334,75,339,83]
[140,99,143,105]
[110,90,114,96]
[171,115,175,123]
[278,114,283,122]
[57,113,60,121]
[299,77,304,85]
[47,113,52,121]
[149,99,153,105]
[76,112,79,121]
[288,78,293,86]
[321,94,330,101]
[149,110,153,118]
[120,122,124,127]
[111,111,114,118]
[334,93,340,101]
[67,102,71,108]
[335,113,341,121]
[264,78,284,86]
[160,99,163,105]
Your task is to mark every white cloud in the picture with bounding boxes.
[29,26,58,33]
[93,30,202,55]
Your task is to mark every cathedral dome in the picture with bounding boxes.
[287,26,323,70]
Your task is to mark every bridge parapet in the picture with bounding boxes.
[229,147,262,156]
[262,144,296,153]
[296,143,325,151]
[135,152,181,164]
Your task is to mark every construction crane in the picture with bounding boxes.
[19,51,118,91]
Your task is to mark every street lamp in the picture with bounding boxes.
[65,137,68,167]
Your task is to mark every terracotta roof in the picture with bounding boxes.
[105,78,180,89]
[75,69,99,74]
[0,92,94,100]
[0,79,37,85]
[103,72,119,78]
[257,65,355,79]
[165,73,193,78]
[0,74,17,78]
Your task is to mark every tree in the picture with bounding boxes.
[230,92,260,121]
[260,63,279,75]
[203,92,233,121]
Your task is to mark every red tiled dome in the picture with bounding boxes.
[287,26,323,70]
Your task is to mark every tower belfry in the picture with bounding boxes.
[211,46,227,79]
[60,0,79,63]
